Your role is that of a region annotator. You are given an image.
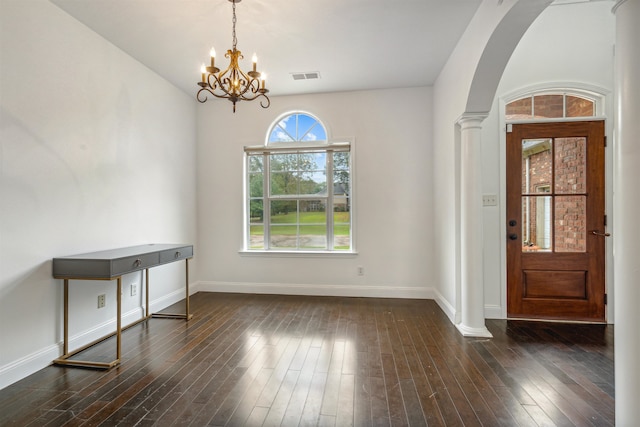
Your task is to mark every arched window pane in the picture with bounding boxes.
[566,96,594,117]
[268,113,327,143]
[505,97,532,119]
[533,95,564,118]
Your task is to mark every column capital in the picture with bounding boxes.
[457,112,489,129]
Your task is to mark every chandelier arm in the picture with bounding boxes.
[259,95,271,109]
[236,91,264,101]
[198,85,269,107]
[205,73,220,91]
[196,87,217,103]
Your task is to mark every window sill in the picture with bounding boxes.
[238,250,358,259]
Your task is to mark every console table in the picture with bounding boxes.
[52,243,193,369]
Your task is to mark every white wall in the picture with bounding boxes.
[0,0,197,388]
[481,1,616,319]
[432,0,521,322]
[196,88,435,298]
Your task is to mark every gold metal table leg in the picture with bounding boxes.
[145,268,150,318]
[63,279,69,355]
[54,276,123,369]
[116,277,121,361]
[151,257,193,320]
[186,258,190,318]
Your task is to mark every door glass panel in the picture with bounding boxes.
[555,196,586,252]
[522,139,552,194]
[522,196,552,252]
[555,137,586,194]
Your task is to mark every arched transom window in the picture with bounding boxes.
[506,92,597,121]
[244,112,352,252]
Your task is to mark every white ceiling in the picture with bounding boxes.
[50,0,483,97]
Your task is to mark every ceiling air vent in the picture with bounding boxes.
[291,72,321,81]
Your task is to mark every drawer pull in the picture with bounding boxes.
[175,251,181,258]
[134,258,142,267]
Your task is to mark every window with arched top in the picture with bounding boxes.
[244,111,352,252]
[267,112,328,143]
[505,92,597,121]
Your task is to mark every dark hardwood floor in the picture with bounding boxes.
[0,293,614,426]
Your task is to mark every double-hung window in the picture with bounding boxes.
[244,112,353,252]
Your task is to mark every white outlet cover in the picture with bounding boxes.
[482,194,498,206]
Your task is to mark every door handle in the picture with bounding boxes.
[509,234,518,240]
[591,230,611,237]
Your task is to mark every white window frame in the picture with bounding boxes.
[241,112,355,255]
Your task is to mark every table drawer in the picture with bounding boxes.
[112,252,159,275]
[159,246,193,264]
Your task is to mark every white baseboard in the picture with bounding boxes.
[432,288,458,324]
[429,290,506,323]
[484,304,504,319]
[194,280,435,300]
[0,286,191,391]
[0,344,60,391]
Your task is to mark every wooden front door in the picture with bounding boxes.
[506,121,606,322]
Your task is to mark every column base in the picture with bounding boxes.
[456,323,493,338]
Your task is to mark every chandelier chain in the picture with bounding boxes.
[232,0,237,50]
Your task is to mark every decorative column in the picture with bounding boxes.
[457,114,492,337]
[612,0,640,424]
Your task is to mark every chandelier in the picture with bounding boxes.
[196,0,270,112]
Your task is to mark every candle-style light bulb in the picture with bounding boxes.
[260,73,266,89]
[252,53,258,72]
[210,47,216,68]
[200,63,206,83]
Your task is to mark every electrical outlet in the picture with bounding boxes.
[130,283,137,296]
[357,266,364,276]
[97,294,106,308]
